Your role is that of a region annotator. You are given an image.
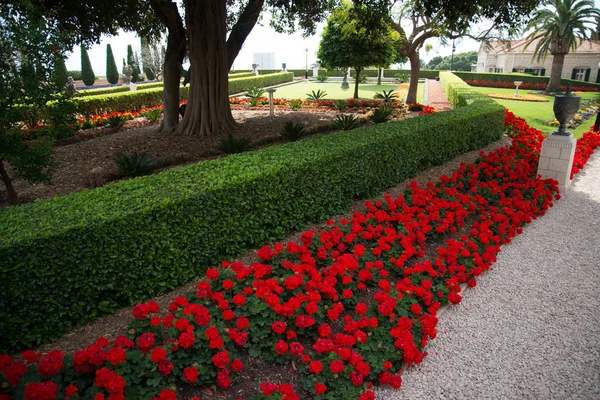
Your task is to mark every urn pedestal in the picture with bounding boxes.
[537,86,580,188]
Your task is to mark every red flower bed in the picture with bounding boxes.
[2,111,599,400]
[465,79,599,92]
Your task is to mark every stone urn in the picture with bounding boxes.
[341,69,349,89]
[122,65,133,84]
[552,84,580,136]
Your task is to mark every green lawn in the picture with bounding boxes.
[270,81,399,100]
[467,86,598,138]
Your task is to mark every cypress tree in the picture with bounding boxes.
[53,55,69,87]
[106,44,119,84]
[127,44,140,82]
[80,46,95,86]
[141,37,155,80]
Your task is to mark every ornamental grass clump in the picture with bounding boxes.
[217,133,253,154]
[279,121,307,142]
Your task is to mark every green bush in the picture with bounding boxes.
[53,56,69,88]
[78,86,130,97]
[81,46,95,86]
[228,72,255,78]
[453,71,600,90]
[67,70,83,80]
[106,44,120,85]
[228,72,293,94]
[233,68,439,79]
[135,82,165,90]
[0,83,504,351]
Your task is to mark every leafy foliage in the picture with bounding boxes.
[53,56,69,88]
[127,44,141,83]
[306,89,328,100]
[333,114,361,130]
[289,99,303,110]
[245,86,265,106]
[81,46,95,86]
[114,151,159,177]
[315,74,328,82]
[217,133,253,154]
[280,121,307,141]
[144,108,163,122]
[374,90,399,102]
[334,99,348,112]
[425,51,478,71]
[371,104,394,123]
[106,114,128,129]
[106,44,120,84]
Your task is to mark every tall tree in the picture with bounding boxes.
[524,0,600,93]
[127,44,141,82]
[106,44,119,84]
[80,46,95,86]
[317,3,397,99]
[140,37,156,80]
[53,55,69,87]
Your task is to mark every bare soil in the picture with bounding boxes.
[2,110,398,207]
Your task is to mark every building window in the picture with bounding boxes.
[488,67,504,73]
[574,68,586,81]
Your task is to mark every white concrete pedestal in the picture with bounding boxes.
[537,134,576,188]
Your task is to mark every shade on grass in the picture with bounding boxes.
[467,86,598,138]
[271,81,399,100]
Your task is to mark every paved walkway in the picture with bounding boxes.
[376,151,600,400]
[426,79,452,111]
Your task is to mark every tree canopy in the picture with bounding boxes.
[425,51,478,71]
[317,3,397,98]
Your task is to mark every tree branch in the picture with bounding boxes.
[226,0,265,69]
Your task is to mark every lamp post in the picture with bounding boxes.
[450,40,456,71]
[305,48,309,80]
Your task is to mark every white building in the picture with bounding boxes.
[476,38,600,82]
[253,53,277,70]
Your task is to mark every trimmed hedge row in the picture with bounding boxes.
[77,86,130,97]
[234,69,440,79]
[439,71,486,108]
[64,72,293,115]
[228,71,255,78]
[0,87,504,352]
[453,71,600,90]
[228,72,294,94]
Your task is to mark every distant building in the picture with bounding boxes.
[476,38,600,82]
[253,53,276,70]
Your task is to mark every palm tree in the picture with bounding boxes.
[524,0,600,93]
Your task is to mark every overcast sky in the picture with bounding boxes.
[64,1,598,77]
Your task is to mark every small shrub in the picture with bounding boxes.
[374,90,398,102]
[106,115,128,129]
[334,100,347,112]
[280,121,307,141]
[289,99,303,111]
[371,104,394,123]
[315,75,328,82]
[114,151,159,177]
[144,108,163,122]
[245,86,265,106]
[306,89,327,101]
[217,133,253,154]
[407,103,425,112]
[333,114,361,131]
[355,75,368,83]
[394,72,409,83]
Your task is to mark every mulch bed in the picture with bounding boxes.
[1,109,415,207]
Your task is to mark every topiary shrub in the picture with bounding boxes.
[53,56,69,88]
[106,44,119,85]
[80,46,95,86]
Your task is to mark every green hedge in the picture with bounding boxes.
[453,71,600,90]
[0,86,504,352]
[136,82,166,91]
[228,72,294,94]
[228,72,255,78]
[62,73,293,115]
[234,68,439,79]
[77,86,131,97]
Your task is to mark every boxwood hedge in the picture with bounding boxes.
[68,72,293,115]
[0,87,504,352]
[453,71,600,91]
[234,69,439,79]
[77,86,130,97]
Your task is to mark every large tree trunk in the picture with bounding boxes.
[0,160,17,203]
[149,0,186,132]
[176,0,236,136]
[406,51,420,104]
[546,53,565,93]
[377,68,382,85]
[353,67,362,99]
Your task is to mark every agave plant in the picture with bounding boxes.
[306,89,327,101]
[374,90,399,103]
[280,121,307,141]
[106,115,127,129]
[371,104,394,124]
[217,133,253,154]
[245,86,265,106]
[144,108,163,122]
[114,152,159,177]
[289,99,303,111]
[334,100,347,112]
[333,114,361,131]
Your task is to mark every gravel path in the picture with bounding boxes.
[425,79,452,111]
[376,151,600,400]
